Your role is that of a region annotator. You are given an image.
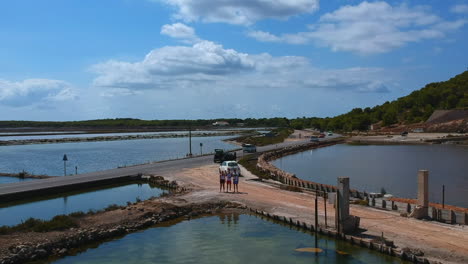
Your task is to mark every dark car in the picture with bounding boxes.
[242,144,257,153]
[401,131,408,136]
[214,149,236,163]
[310,136,319,142]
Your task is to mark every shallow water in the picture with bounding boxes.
[52,214,406,264]
[272,144,468,207]
[0,135,236,176]
[0,182,166,226]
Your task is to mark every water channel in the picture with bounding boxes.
[0,135,236,177]
[51,214,406,264]
[0,182,166,226]
[272,144,468,207]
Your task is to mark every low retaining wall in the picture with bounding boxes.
[369,197,468,225]
[256,140,365,198]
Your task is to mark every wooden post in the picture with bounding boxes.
[315,190,318,247]
[324,192,328,228]
[336,189,340,233]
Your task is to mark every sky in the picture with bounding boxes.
[0,0,467,121]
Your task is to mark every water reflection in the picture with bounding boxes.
[0,181,167,226]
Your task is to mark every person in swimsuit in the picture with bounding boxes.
[219,170,226,192]
[233,171,239,193]
[226,169,232,192]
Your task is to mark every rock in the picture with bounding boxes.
[58,248,68,255]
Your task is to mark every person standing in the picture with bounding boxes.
[219,170,226,192]
[233,171,239,193]
[226,169,232,192]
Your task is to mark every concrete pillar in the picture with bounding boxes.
[337,177,350,221]
[417,170,429,217]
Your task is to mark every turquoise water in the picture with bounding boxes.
[0,135,236,176]
[0,182,166,226]
[272,144,468,207]
[52,214,405,264]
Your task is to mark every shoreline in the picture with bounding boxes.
[0,131,247,146]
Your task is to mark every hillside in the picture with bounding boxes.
[299,71,468,132]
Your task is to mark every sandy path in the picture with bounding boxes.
[162,164,468,264]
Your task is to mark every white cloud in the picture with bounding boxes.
[451,4,468,14]
[0,79,77,107]
[247,30,281,42]
[156,0,319,25]
[91,40,390,94]
[248,1,467,54]
[161,23,200,43]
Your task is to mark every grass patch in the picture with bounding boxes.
[236,128,294,146]
[0,215,77,235]
[238,154,271,180]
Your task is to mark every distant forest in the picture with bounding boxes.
[1,71,467,131]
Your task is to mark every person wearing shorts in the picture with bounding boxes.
[226,169,232,192]
[233,172,239,193]
[219,170,226,192]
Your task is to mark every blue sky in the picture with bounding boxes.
[1,0,467,121]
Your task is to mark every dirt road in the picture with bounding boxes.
[163,164,468,264]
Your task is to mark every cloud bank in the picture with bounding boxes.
[248,1,466,54]
[0,79,77,107]
[157,0,319,25]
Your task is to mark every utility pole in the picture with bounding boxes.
[63,154,68,176]
[442,185,445,209]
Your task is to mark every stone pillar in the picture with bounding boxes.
[335,177,359,233]
[417,170,429,217]
[337,177,350,221]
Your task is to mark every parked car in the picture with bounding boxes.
[318,133,325,138]
[214,149,237,163]
[328,132,333,136]
[219,161,241,176]
[310,136,319,142]
[401,131,409,136]
[242,144,257,153]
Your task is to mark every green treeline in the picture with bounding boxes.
[1,71,466,131]
[290,70,468,131]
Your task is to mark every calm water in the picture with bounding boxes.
[272,144,468,207]
[0,182,166,226]
[52,214,405,264]
[0,135,235,176]
[0,177,35,184]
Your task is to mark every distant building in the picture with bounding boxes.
[212,121,229,126]
[369,123,382,131]
[236,123,245,127]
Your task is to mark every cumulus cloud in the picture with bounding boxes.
[451,4,468,14]
[91,40,390,94]
[0,79,77,107]
[248,1,467,54]
[156,0,319,25]
[161,23,200,43]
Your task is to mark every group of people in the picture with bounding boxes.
[219,168,239,193]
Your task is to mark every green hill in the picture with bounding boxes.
[301,71,468,131]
